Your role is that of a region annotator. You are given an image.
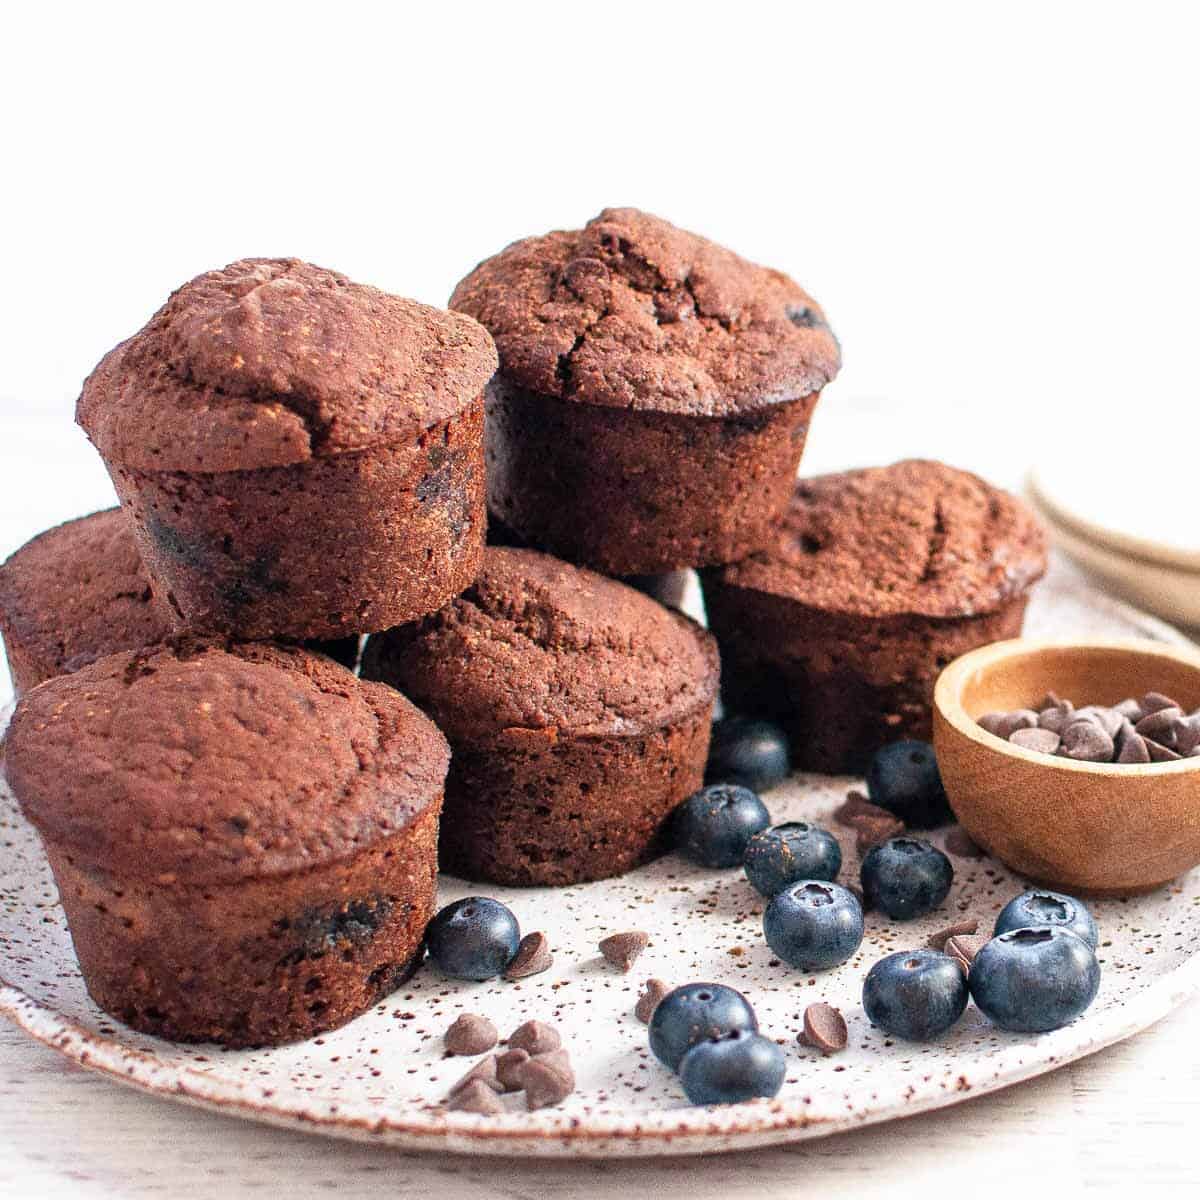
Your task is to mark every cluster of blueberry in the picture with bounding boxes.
[418,724,1104,1108]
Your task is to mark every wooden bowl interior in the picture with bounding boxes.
[956,644,1200,725]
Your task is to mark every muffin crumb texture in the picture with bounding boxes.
[452,207,840,417]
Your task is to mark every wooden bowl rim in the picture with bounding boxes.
[933,637,1200,778]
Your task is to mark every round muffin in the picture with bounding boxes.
[0,508,170,695]
[362,547,719,886]
[702,460,1048,774]
[4,640,448,1046]
[0,508,360,695]
[77,258,497,640]
[450,208,840,575]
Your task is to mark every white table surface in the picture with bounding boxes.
[2,395,1197,1198]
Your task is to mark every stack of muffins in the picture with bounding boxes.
[0,209,1047,1048]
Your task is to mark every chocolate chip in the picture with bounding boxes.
[1010,727,1062,755]
[927,918,979,950]
[1114,698,1145,724]
[1135,708,1185,747]
[979,709,1039,738]
[448,1055,501,1097]
[635,978,670,1024]
[799,1002,848,1054]
[508,1020,561,1056]
[945,934,983,973]
[504,931,553,980]
[496,1048,530,1092]
[833,790,891,827]
[1059,719,1114,762]
[1074,705,1125,739]
[855,813,906,853]
[1038,703,1076,734]
[943,827,986,859]
[1147,739,1182,762]
[520,1049,575,1111]
[444,1013,498,1056]
[1177,715,1200,755]
[1141,692,1180,716]
[598,931,649,972]
[1116,724,1151,764]
[447,1079,506,1114]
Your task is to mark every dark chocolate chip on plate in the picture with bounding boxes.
[504,931,553,980]
[444,1013,499,1056]
[635,978,671,1024]
[508,1020,561,1056]
[799,1002,848,1054]
[448,1055,501,1097]
[599,931,649,972]
[496,1048,530,1092]
[448,1079,507,1114]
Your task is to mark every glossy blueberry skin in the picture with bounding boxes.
[862,949,969,1041]
[743,822,842,897]
[861,837,954,920]
[424,897,520,981]
[970,927,1101,1033]
[648,982,759,1070]
[866,740,954,828]
[994,890,1099,950]
[763,881,864,971]
[678,1031,787,1105]
[706,717,791,792]
[671,784,771,868]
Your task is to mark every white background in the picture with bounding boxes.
[2,3,1198,1195]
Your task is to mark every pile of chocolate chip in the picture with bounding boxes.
[979,691,1200,764]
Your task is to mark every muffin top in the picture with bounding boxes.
[78,258,498,473]
[5,640,449,883]
[0,508,170,688]
[449,208,839,418]
[708,460,1048,620]
[362,547,719,741]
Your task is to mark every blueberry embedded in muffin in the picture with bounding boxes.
[362,547,720,886]
[4,639,448,1046]
[76,258,497,640]
[450,208,840,574]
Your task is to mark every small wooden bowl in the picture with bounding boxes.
[933,638,1200,896]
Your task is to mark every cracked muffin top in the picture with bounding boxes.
[707,460,1048,620]
[361,547,719,740]
[77,258,498,473]
[5,640,449,883]
[0,508,171,690]
[449,208,840,418]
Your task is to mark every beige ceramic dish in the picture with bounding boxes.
[933,638,1200,896]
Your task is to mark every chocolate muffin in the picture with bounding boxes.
[4,640,447,1046]
[77,258,497,640]
[450,208,840,575]
[702,460,1048,774]
[362,547,719,886]
[0,509,361,696]
[0,508,170,696]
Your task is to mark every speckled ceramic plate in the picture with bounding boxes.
[2,558,1199,1158]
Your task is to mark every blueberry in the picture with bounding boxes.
[424,897,520,981]
[706,716,791,792]
[678,1030,787,1105]
[862,948,969,1041]
[860,837,953,920]
[763,881,864,971]
[970,927,1101,1033]
[648,982,759,1070]
[671,784,771,868]
[866,740,953,828]
[743,822,841,897]
[994,890,1099,950]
